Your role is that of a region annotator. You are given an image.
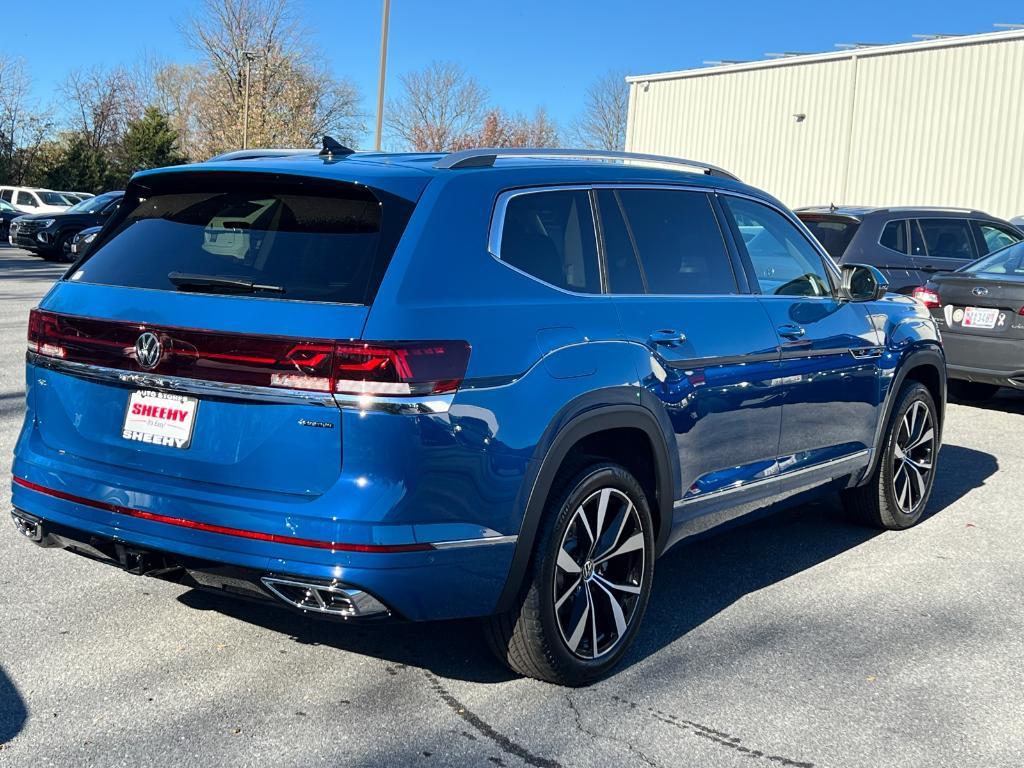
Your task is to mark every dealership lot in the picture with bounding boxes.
[1,245,1023,767]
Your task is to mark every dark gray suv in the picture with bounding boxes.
[796,206,1023,294]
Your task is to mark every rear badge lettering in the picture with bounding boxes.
[298,419,335,429]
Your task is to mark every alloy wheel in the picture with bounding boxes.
[891,400,935,515]
[553,487,646,659]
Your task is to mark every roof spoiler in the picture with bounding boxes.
[433,147,739,180]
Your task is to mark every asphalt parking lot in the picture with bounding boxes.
[0,245,1022,768]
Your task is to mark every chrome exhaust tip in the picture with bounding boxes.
[260,576,389,619]
[11,509,43,542]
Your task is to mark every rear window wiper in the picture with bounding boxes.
[167,272,286,295]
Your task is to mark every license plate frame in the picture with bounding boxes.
[122,390,199,450]
[962,306,999,329]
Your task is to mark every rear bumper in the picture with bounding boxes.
[942,330,1024,388]
[10,508,392,619]
[10,468,517,621]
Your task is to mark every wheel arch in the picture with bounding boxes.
[860,344,946,484]
[493,402,677,613]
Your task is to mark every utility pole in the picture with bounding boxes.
[241,50,257,149]
[374,0,391,151]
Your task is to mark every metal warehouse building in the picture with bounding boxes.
[625,29,1024,219]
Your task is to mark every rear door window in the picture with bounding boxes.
[73,178,413,305]
[499,189,601,294]
[917,218,976,261]
[722,196,831,296]
[610,188,736,295]
[16,191,37,207]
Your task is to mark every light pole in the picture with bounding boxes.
[374,0,391,151]
[241,50,257,149]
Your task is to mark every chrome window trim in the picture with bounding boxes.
[28,352,455,414]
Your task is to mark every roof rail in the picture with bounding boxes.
[433,147,740,180]
[206,148,317,163]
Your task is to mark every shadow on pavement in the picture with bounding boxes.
[950,388,1024,415]
[0,666,26,745]
[0,247,66,282]
[178,442,997,684]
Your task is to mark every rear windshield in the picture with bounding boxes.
[72,177,413,305]
[964,241,1024,276]
[799,217,859,259]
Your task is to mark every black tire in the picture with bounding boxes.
[948,379,999,402]
[842,381,939,530]
[486,462,655,686]
[55,232,77,264]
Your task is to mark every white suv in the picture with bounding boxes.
[0,187,72,214]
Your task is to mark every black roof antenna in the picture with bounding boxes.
[319,136,355,158]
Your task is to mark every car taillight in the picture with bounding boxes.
[28,309,470,399]
[331,341,471,396]
[912,286,941,309]
[27,308,67,359]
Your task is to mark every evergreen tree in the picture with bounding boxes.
[109,107,187,186]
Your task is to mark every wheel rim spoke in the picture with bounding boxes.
[594,533,644,565]
[553,485,646,660]
[907,427,933,452]
[892,400,934,515]
[557,546,581,575]
[555,577,582,610]
[593,579,628,639]
[593,574,641,595]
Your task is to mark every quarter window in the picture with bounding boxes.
[917,219,975,260]
[0,190,12,202]
[499,190,601,294]
[879,220,908,254]
[609,188,736,295]
[722,196,831,297]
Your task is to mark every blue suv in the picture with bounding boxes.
[11,145,945,685]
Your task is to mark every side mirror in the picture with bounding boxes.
[841,263,888,302]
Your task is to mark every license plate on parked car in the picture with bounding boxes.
[122,390,198,449]
[962,306,999,329]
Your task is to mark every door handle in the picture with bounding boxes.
[776,323,806,340]
[648,329,687,346]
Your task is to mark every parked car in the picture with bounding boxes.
[59,191,94,203]
[915,239,1024,400]
[1011,215,1024,228]
[8,191,122,262]
[70,225,102,257]
[10,145,945,685]
[796,206,1023,294]
[0,198,21,240]
[0,186,73,214]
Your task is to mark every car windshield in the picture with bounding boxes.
[963,240,1024,276]
[65,192,120,214]
[0,200,15,212]
[38,191,71,205]
[799,217,860,259]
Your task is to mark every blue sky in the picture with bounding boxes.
[9,0,1023,144]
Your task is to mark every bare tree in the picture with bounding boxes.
[183,0,364,157]
[0,55,54,184]
[61,66,145,151]
[457,107,559,149]
[571,71,629,151]
[386,61,488,151]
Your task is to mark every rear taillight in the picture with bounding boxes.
[912,286,941,309]
[332,341,470,396]
[27,308,67,359]
[27,309,470,399]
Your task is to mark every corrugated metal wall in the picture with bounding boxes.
[626,32,1024,219]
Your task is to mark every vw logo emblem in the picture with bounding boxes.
[135,332,162,370]
[972,286,989,297]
